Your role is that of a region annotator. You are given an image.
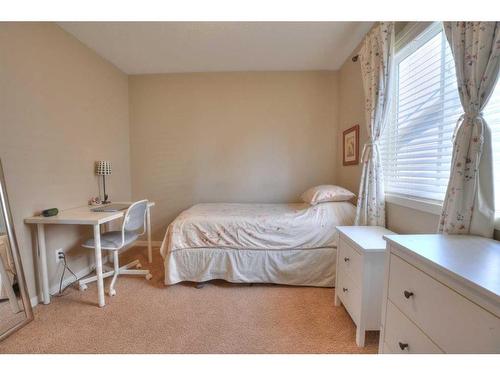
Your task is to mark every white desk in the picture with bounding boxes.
[25,202,155,307]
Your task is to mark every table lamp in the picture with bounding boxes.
[95,161,112,204]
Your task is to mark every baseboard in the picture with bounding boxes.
[48,262,100,296]
[29,241,161,307]
[30,256,109,308]
[135,240,162,247]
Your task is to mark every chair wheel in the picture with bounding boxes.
[109,289,116,296]
[146,273,153,280]
[79,284,88,291]
[136,263,142,269]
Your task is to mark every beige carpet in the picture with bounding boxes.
[0,247,378,354]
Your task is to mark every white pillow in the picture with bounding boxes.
[301,185,355,205]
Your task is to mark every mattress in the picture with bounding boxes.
[160,201,356,256]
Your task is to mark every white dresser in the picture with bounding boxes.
[380,234,500,354]
[335,226,395,347]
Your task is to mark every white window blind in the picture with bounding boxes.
[381,23,462,201]
[484,78,500,215]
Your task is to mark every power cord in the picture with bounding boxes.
[52,252,80,297]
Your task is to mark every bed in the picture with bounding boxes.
[159,200,356,287]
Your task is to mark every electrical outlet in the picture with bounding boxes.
[55,249,65,263]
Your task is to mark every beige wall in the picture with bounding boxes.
[337,50,368,196]
[385,202,439,234]
[129,71,339,239]
[336,44,441,235]
[0,23,131,301]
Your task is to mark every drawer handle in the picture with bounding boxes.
[344,257,350,262]
[398,342,409,351]
[342,287,348,292]
[403,290,414,299]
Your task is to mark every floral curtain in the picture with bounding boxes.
[438,22,500,237]
[355,22,394,226]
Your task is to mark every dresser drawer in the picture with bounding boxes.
[384,300,442,354]
[388,254,500,353]
[338,237,363,284]
[337,269,361,325]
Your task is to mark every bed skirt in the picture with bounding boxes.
[164,247,337,287]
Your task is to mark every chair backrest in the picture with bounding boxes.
[123,200,148,234]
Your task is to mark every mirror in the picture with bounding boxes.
[0,159,33,340]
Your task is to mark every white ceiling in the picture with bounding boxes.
[58,22,373,74]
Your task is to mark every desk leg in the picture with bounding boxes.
[37,224,50,304]
[93,224,105,307]
[146,206,152,263]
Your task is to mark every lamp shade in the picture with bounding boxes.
[95,161,112,176]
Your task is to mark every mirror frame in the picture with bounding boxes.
[0,159,33,341]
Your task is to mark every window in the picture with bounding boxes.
[381,23,460,202]
[485,75,500,216]
[381,22,500,216]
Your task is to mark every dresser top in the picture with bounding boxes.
[384,234,500,301]
[336,226,395,252]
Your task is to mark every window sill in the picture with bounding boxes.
[385,194,443,216]
[386,194,500,231]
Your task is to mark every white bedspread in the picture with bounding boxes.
[160,202,355,257]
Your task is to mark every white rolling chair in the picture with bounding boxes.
[79,200,152,296]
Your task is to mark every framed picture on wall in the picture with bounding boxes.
[343,125,359,166]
